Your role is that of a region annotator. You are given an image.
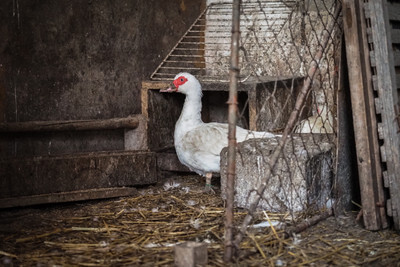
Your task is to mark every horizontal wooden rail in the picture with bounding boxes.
[0,116,140,133]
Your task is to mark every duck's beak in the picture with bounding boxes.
[160,83,178,93]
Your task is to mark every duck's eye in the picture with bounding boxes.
[174,76,188,88]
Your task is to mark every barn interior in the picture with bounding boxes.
[1,0,400,265]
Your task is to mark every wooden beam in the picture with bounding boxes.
[388,2,400,21]
[0,151,158,207]
[157,153,190,172]
[393,50,400,67]
[390,29,400,44]
[0,116,140,133]
[343,0,387,230]
[0,187,139,209]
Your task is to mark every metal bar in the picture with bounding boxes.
[158,67,205,70]
[168,54,204,58]
[224,0,240,262]
[163,60,206,64]
[179,42,206,44]
[174,48,206,51]
[150,6,209,80]
[182,36,204,38]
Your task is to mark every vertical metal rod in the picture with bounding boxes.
[224,0,240,262]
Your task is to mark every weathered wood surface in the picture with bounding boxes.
[343,0,387,230]
[124,114,148,151]
[388,2,400,21]
[157,153,190,172]
[0,151,157,202]
[0,187,138,209]
[335,39,357,213]
[390,29,400,44]
[367,0,400,230]
[0,116,140,133]
[174,241,207,267]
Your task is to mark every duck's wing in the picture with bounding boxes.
[179,123,229,173]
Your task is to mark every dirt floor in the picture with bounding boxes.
[0,175,399,266]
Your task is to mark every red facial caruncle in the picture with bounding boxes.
[173,76,188,90]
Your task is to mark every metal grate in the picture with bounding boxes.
[150,1,298,82]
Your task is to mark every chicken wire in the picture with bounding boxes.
[152,0,344,255]
[222,0,343,250]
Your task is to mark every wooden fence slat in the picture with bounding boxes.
[388,2,400,21]
[396,74,400,89]
[343,0,387,230]
[391,29,400,44]
[393,50,400,66]
[369,0,400,230]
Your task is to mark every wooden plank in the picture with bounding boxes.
[157,153,190,172]
[394,50,400,66]
[142,81,170,90]
[387,2,400,21]
[0,151,157,200]
[0,116,140,133]
[124,114,148,151]
[0,187,138,209]
[0,65,5,123]
[369,0,400,230]
[343,0,387,230]
[396,74,400,88]
[335,38,357,213]
[370,50,376,67]
[391,29,400,44]
[174,242,208,267]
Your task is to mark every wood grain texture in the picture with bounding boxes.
[343,0,387,230]
[0,116,140,133]
[368,0,400,230]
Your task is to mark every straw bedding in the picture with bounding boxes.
[0,175,399,266]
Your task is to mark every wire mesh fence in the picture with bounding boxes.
[151,0,344,257]
[211,0,344,252]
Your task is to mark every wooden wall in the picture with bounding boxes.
[0,0,205,157]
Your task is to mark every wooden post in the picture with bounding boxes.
[225,0,240,262]
[342,0,387,230]
[0,116,140,133]
[174,242,207,267]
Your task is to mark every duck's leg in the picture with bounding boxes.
[204,172,215,193]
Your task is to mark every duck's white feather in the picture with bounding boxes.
[165,72,277,177]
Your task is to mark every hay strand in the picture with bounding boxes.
[0,176,399,266]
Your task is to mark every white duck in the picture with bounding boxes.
[294,100,334,134]
[160,72,277,191]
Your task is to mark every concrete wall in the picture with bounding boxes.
[0,0,205,156]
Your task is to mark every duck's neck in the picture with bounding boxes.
[175,93,203,138]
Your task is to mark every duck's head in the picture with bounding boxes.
[160,72,202,98]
